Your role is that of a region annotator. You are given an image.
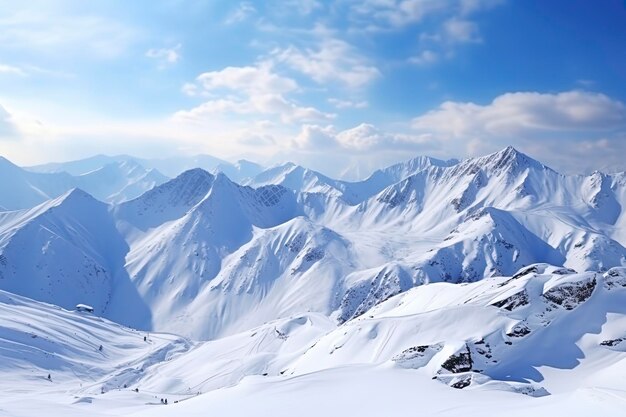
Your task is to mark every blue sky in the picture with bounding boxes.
[0,0,625,177]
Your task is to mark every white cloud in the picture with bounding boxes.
[272,38,381,88]
[350,0,502,68]
[0,11,140,59]
[174,94,333,124]
[443,18,481,43]
[409,90,626,174]
[293,124,337,149]
[412,91,626,137]
[0,64,26,76]
[284,0,323,15]
[196,63,298,95]
[225,2,257,25]
[352,0,448,28]
[293,123,435,153]
[350,0,502,30]
[408,50,438,65]
[146,44,182,68]
[328,98,369,109]
[175,63,333,124]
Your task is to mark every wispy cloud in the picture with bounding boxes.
[408,50,439,65]
[225,2,257,25]
[271,38,381,89]
[0,64,27,76]
[146,44,182,68]
[328,98,369,109]
[0,11,141,59]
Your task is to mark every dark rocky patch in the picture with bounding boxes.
[392,343,443,368]
[552,267,577,275]
[507,323,531,338]
[600,338,624,347]
[440,345,473,374]
[512,265,539,280]
[492,289,529,311]
[543,277,596,310]
[450,375,472,389]
[604,268,626,290]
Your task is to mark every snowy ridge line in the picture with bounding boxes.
[0,146,625,342]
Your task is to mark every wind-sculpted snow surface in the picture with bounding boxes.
[1,267,626,416]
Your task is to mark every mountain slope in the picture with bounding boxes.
[1,147,625,341]
[0,189,150,323]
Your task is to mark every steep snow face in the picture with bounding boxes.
[119,173,348,339]
[1,147,626,342]
[0,189,132,314]
[114,168,216,231]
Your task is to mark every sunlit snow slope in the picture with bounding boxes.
[0,147,625,340]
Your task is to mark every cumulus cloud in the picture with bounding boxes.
[412,91,626,137]
[175,63,334,124]
[195,64,297,95]
[410,90,626,174]
[293,123,436,153]
[272,38,381,89]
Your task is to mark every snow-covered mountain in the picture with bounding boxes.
[1,146,626,415]
[28,154,264,183]
[246,154,458,205]
[1,146,625,341]
[0,157,169,209]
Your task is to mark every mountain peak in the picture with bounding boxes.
[38,188,104,214]
[178,167,213,179]
[55,187,99,204]
[478,146,547,174]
